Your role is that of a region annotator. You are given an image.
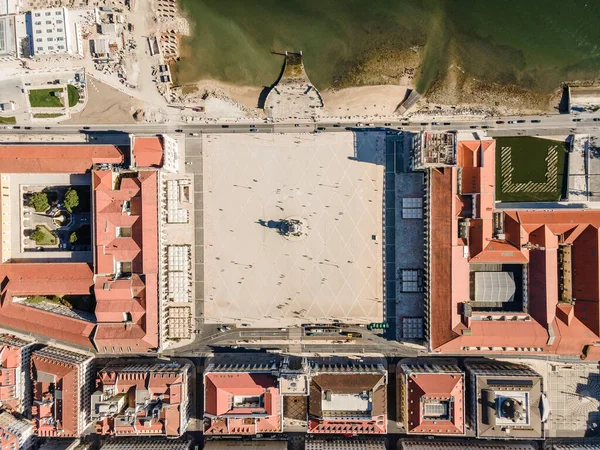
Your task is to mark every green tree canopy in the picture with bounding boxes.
[69,231,78,244]
[64,188,79,213]
[29,192,49,212]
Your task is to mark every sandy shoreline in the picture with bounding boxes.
[181,73,570,119]
[182,79,412,117]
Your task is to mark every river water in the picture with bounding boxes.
[174,0,600,94]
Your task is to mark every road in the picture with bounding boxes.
[165,326,421,357]
[0,111,599,137]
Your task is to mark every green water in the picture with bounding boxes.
[174,0,600,93]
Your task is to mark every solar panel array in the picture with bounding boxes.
[402,197,423,219]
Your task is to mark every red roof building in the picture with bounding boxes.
[30,346,93,438]
[0,334,35,415]
[131,137,164,169]
[92,170,159,353]
[424,138,600,357]
[203,365,283,435]
[0,264,97,349]
[0,143,161,354]
[0,427,17,450]
[91,361,192,437]
[0,145,123,174]
[307,364,387,435]
[397,360,464,435]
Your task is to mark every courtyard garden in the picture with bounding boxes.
[495,136,568,202]
[23,185,91,251]
[29,225,57,246]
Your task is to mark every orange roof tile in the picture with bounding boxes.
[432,138,600,357]
[0,145,123,173]
[406,372,464,435]
[133,137,163,168]
[92,170,159,352]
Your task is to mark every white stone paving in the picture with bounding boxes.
[202,132,384,327]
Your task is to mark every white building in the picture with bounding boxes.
[28,8,75,56]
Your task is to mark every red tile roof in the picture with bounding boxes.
[133,137,163,168]
[31,349,89,437]
[204,372,282,435]
[0,263,96,349]
[405,372,464,435]
[0,145,123,173]
[93,170,159,352]
[0,144,159,354]
[94,364,189,437]
[430,139,600,358]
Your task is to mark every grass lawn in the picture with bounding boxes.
[32,225,57,246]
[33,113,63,118]
[0,116,16,124]
[29,88,63,108]
[496,136,568,202]
[67,85,80,107]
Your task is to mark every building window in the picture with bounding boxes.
[34,21,41,25]
[56,28,63,32]
[47,46,54,50]
[57,37,64,41]
[45,11,51,15]
[37,47,43,51]
[45,20,51,24]
[47,37,53,41]
[34,12,40,17]
[46,29,52,33]
[35,30,41,34]
[36,38,42,42]
[56,19,63,23]
[57,45,64,49]
[55,10,61,15]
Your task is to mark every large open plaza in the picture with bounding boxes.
[202,132,385,327]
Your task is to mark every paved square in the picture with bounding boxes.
[203,132,384,327]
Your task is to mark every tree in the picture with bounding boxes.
[69,232,78,244]
[29,192,49,212]
[63,188,79,213]
[30,229,45,243]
